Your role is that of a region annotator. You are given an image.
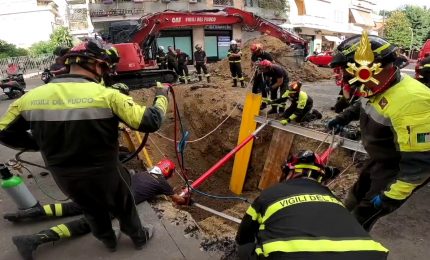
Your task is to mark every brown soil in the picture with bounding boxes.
[127,42,358,240]
[210,35,332,82]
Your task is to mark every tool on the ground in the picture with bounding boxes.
[180,121,269,198]
[193,202,241,224]
[0,163,38,210]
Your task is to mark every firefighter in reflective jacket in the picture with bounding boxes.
[4,160,188,260]
[228,40,245,88]
[0,40,169,252]
[327,32,430,231]
[236,150,389,260]
[265,81,321,125]
[194,44,210,83]
[250,43,274,101]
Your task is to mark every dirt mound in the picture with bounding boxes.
[210,35,332,82]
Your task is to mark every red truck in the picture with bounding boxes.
[415,39,430,79]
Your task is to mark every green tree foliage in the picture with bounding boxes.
[258,0,289,13]
[29,27,74,55]
[401,6,430,50]
[50,26,73,47]
[0,40,28,59]
[384,11,413,49]
[29,41,56,56]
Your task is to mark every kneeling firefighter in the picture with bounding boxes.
[236,150,389,260]
[416,55,430,87]
[264,81,321,125]
[0,39,169,252]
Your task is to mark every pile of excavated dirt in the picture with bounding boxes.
[210,35,332,82]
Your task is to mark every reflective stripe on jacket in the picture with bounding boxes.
[236,178,388,259]
[0,75,168,169]
[335,74,430,200]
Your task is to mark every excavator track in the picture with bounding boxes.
[112,69,178,90]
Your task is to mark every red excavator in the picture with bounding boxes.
[108,7,307,89]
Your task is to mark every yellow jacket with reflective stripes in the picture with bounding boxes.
[0,75,168,169]
[335,74,430,200]
[236,178,388,259]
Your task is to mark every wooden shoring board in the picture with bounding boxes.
[258,129,295,190]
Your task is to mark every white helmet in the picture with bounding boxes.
[159,46,165,51]
[230,40,237,45]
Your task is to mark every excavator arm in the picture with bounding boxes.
[130,7,306,50]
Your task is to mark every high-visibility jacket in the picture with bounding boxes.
[335,74,430,201]
[0,75,168,171]
[228,48,242,62]
[273,90,313,121]
[236,178,389,259]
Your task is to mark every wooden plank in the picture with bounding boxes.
[258,129,295,190]
[120,125,153,168]
[230,92,262,195]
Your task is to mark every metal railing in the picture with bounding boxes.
[0,55,56,78]
[213,0,233,6]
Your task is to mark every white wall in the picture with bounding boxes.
[0,9,56,48]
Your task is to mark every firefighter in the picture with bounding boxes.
[167,46,179,76]
[265,81,321,125]
[417,55,430,87]
[327,32,430,231]
[227,40,245,88]
[258,60,289,114]
[176,48,190,83]
[250,43,274,104]
[5,160,189,260]
[236,150,389,260]
[50,46,70,76]
[0,39,169,252]
[156,46,167,70]
[194,44,210,83]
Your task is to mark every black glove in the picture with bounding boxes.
[327,118,344,134]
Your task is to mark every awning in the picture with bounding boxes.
[350,9,375,27]
[324,35,342,44]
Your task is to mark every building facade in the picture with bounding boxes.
[66,0,284,61]
[289,0,378,54]
[0,0,63,48]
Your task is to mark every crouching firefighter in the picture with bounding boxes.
[0,39,169,253]
[4,160,188,260]
[264,81,321,125]
[236,150,389,260]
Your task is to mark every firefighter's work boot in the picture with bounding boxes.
[206,76,210,83]
[240,81,246,88]
[102,228,121,252]
[13,230,60,260]
[133,224,154,250]
[232,79,238,87]
[4,204,44,222]
[198,76,203,81]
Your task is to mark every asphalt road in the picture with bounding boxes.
[0,68,429,259]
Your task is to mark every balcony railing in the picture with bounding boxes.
[89,2,144,18]
[213,0,233,6]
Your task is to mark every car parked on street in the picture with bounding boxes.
[306,51,334,67]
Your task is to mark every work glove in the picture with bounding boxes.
[155,81,170,98]
[111,83,130,95]
[327,118,344,134]
[280,119,290,125]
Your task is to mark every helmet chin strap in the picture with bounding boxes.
[78,63,103,83]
